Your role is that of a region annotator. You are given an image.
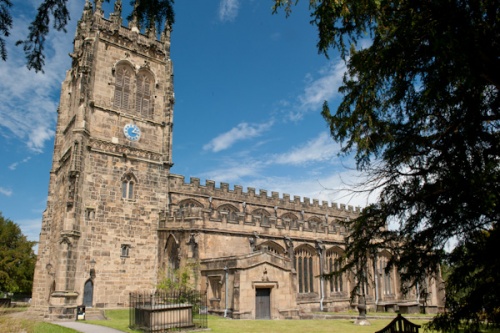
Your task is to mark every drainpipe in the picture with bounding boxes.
[224,266,229,317]
[373,251,379,307]
[416,281,420,304]
[319,256,324,312]
[316,241,324,311]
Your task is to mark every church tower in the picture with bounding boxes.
[31,0,174,318]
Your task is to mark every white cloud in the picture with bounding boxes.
[0,1,81,153]
[0,187,13,196]
[273,132,340,165]
[283,59,346,121]
[9,156,32,170]
[203,120,274,152]
[17,218,42,241]
[218,0,240,22]
[17,218,42,253]
[299,60,345,111]
[201,164,262,184]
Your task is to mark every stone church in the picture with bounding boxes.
[31,0,444,320]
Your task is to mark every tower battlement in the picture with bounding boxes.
[76,0,171,60]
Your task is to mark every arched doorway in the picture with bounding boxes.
[83,279,93,307]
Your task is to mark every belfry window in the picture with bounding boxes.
[136,73,153,118]
[114,66,132,110]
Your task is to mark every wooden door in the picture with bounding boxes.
[83,280,93,307]
[255,288,271,319]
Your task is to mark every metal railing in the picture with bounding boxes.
[130,290,207,332]
[375,313,421,333]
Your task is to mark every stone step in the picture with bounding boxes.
[80,308,107,321]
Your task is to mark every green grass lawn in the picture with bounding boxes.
[96,310,431,333]
[86,309,142,333]
[0,308,78,333]
[206,315,429,333]
[98,310,500,333]
[316,309,437,317]
[3,307,500,333]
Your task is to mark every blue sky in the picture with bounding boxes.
[0,0,375,247]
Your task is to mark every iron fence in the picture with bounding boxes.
[375,313,421,333]
[130,290,207,332]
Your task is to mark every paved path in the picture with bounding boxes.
[52,321,126,333]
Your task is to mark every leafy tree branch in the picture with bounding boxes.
[274,1,499,331]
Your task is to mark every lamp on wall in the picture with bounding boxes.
[90,259,96,279]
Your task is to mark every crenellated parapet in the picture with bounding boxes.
[167,174,361,213]
[161,174,361,241]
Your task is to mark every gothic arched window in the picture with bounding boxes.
[178,199,203,218]
[281,212,298,229]
[252,209,271,226]
[217,204,239,222]
[326,247,344,294]
[164,235,179,281]
[256,240,286,256]
[121,172,137,200]
[136,71,154,118]
[307,217,322,231]
[379,252,394,296]
[114,65,132,111]
[295,245,316,293]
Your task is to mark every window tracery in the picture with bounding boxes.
[164,235,179,281]
[114,65,132,110]
[178,199,203,218]
[326,247,344,294]
[307,217,322,231]
[379,252,394,296]
[281,212,298,229]
[121,172,137,200]
[113,63,155,118]
[217,204,239,222]
[256,240,285,256]
[295,245,316,293]
[136,71,153,118]
[252,209,270,226]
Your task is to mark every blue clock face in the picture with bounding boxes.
[123,124,141,141]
